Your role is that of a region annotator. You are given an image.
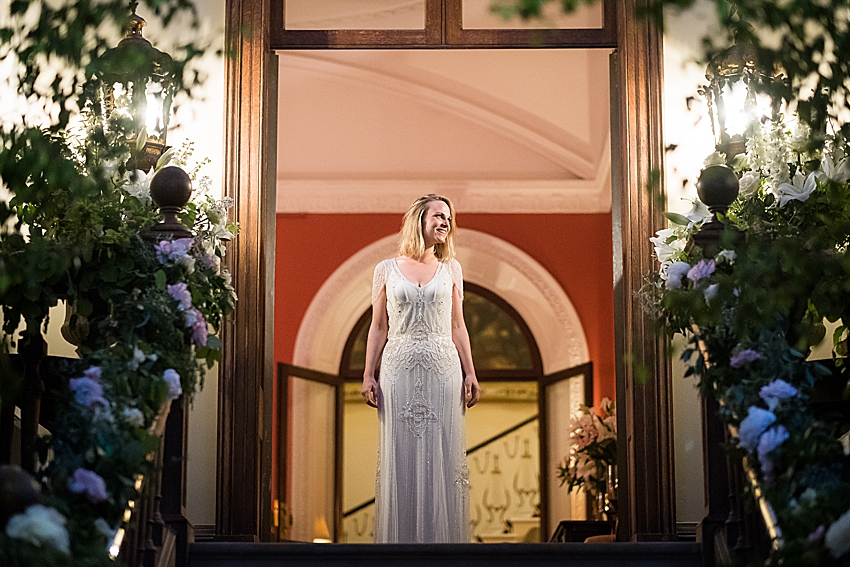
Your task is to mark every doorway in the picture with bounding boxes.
[220,0,673,542]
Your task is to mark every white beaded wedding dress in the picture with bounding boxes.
[371,258,470,543]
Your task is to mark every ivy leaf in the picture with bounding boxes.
[206,335,222,350]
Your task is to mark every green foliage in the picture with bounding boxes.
[491,0,850,148]
[0,1,237,566]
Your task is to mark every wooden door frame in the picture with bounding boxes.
[219,0,673,541]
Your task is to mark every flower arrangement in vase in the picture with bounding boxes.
[556,398,616,520]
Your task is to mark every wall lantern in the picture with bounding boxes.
[99,1,174,172]
[701,39,783,162]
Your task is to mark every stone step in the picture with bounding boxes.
[189,542,703,567]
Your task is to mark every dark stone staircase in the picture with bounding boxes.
[189,542,702,567]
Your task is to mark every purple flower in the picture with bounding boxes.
[737,406,776,452]
[68,468,108,503]
[154,238,194,264]
[162,369,182,401]
[200,253,221,274]
[759,379,798,411]
[686,259,715,283]
[82,366,102,381]
[69,377,107,408]
[664,261,690,290]
[183,308,208,347]
[167,282,192,311]
[808,524,826,543]
[757,425,789,480]
[730,349,761,368]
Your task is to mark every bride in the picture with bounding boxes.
[361,194,480,543]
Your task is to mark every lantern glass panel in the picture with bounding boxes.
[721,79,750,139]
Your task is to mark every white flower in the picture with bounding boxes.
[122,407,145,428]
[704,283,719,304]
[685,199,712,230]
[650,228,686,265]
[5,504,70,554]
[825,507,850,558]
[775,170,819,207]
[738,170,761,198]
[163,369,182,401]
[124,169,155,204]
[821,153,850,183]
[715,249,737,265]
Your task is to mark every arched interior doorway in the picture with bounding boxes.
[280,230,595,542]
[339,283,545,542]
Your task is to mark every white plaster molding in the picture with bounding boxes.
[292,228,589,375]
[277,141,611,214]
[278,52,598,178]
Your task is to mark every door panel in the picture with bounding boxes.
[277,364,344,542]
[538,362,593,540]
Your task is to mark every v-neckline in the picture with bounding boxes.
[393,258,441,288]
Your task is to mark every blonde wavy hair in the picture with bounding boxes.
[398,194,456,262]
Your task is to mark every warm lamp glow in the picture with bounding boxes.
[313,516,332,543]
[702,40,784,161]
[97,5,174,171]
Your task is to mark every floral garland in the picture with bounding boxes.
[0,139,237,565]
[644,117,850,565]
[556,398,616,501]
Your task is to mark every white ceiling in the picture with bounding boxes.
[275,48,613,213]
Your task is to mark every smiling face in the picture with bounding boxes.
[421,200,451,248]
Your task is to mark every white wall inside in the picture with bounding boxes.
[662,0,723,526]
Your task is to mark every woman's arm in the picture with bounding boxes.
[361,285,389,408]
[451,284,480,408]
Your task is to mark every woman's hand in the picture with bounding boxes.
[464,374,481,408]
[362,375,380,408]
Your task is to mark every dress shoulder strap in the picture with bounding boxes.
[371,259,393,304]
[449,259,464,299]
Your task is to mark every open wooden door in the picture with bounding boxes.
[538,362,593,540]
[275,363,344,542]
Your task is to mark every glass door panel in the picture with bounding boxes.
[277,364,343,542]
[285,0,426,30]
[539,363,592,539]
[462,0,603,30]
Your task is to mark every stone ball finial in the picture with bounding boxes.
[692,164,741,249]
[144,166,193,241]
[697,164,739,213]
[150,166,192,209]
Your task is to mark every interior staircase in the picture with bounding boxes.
[188,541,702,567]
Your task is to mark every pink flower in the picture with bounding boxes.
[167,282,192,311]
[68,468,108,503]
[808,524,826,543]
[183,308,208,347]
[69,377,107,408]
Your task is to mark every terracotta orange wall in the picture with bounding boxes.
[274,213,616,403]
